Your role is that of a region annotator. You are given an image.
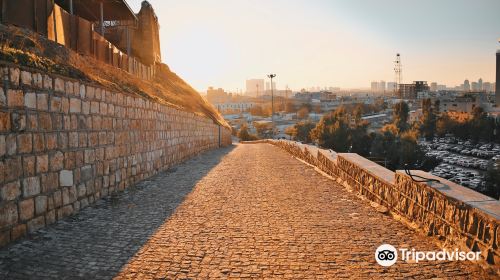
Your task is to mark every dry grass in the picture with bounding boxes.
[0,24,228,127]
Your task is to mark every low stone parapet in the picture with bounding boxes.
[395,171,499,269]
[257,139,499,274]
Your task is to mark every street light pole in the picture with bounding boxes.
[267,74,276,138]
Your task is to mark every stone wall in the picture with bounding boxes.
[0,64,231,247]
[260,139,499,274]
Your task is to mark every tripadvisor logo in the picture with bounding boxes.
[375,244,481,267]
[375,244,398,266]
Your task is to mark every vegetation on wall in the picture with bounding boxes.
[0,24,228,127]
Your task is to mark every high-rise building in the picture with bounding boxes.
[379,80,386,92]
[246,79,265,96]
[265,81,276,93]
[483,82,492,92]
[206,87,231,104]
[478,78,483,91]
[371,81,378,92]
[397,81,429,99]
[471,82,479,91]
[387,82,397,93]
[430,82,438,92]
[496,51,500,105]
[464,79,470,92]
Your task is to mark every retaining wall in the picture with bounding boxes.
[0,64,231,247]
[260,139,499,274]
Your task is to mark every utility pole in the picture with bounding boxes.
[268,74,276,138]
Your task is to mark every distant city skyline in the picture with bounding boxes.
[128,0,500,92]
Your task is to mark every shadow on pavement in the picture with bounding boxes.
[0,145,235,280]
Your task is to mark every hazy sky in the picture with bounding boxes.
[128,0,500,92]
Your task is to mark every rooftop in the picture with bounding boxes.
[55,0,137,22]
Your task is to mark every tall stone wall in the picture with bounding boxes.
[0,64,231,247]
[257,139,499,274]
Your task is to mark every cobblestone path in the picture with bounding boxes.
[0,143,490,279]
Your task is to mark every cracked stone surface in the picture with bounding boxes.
[0,143,491,279]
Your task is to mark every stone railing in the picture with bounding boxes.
[0,64,232,248]
[257,139,499,274]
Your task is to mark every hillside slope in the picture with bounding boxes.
[0,24,228,127]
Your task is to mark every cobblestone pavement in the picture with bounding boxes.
[115,143,489,279]
[0,143,491,279]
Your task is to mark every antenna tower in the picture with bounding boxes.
[394,53,402,96]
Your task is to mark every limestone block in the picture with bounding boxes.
[43,75,52,90]
[9,68,20,86]
[0,88,6,108]
[19,199,34,221]
[60,170,73,187]
[50,151,64,171]
[7,89,23,107]
[35,196,48,215]
[22,177,40,197]
[37,93,48,111]
[27,216,45,234]
[69,98,81,113]
[54,78,65,92]
[0,203,18,228]
[20,71,32,86]
[24,92,36,109]
[0,180,21,201]
[33,73,43,88]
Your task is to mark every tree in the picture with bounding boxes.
[370,129,398,169]
[350,120,371,156]
[472,106,486,120]
[393,101,410,132]
[262,105,273,117]
[399,130,424,168]
[287,121,316,143]
[353,104,363,123]
[434,99,440,115]
[484,161,500,199]
[470,106,494,143]
[420,98,436,140]
[374,98,388,112]
[434,108,499,143]
[297,107,310,119]
[310,107,350,152]
[237,123,258,141]
[381,123,399,136]
[285,101,296,113]
[249,105,264,116]
[349,104,371,156]
[285,126,295,139]
[253,122,274,139]
[313,104,322,114]
[436,113,455,137]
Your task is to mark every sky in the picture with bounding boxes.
[128,0,500,92]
